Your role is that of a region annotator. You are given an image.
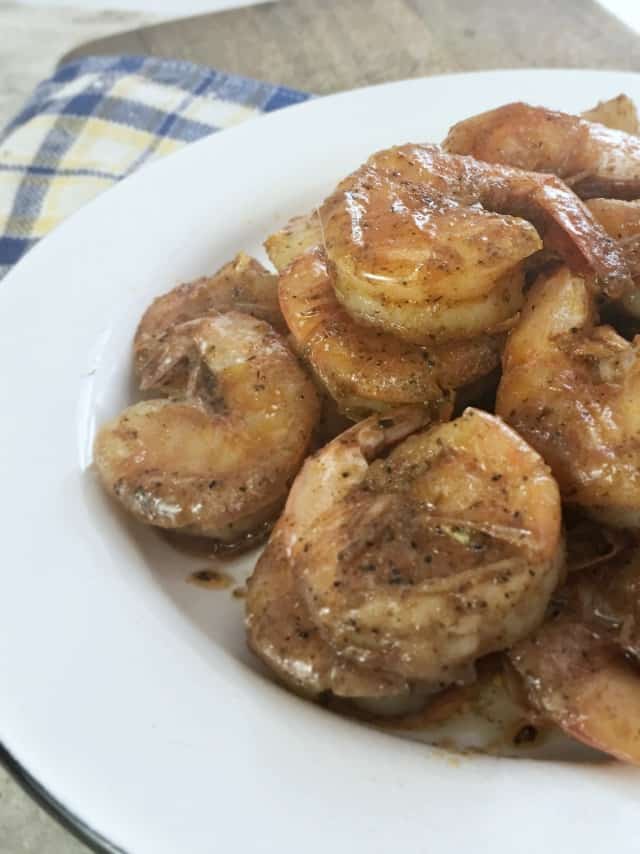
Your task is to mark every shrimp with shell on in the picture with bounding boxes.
[318,143,630,350]
[444,98,640,201]
[268,213,500,420]
[585,197,640,318]
[508,545,640,765]
[94,257,319,548]
[496,264,640,529]
[134,251,285,385]
[247,407,563,696]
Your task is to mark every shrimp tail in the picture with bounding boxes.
[483,175,632,297]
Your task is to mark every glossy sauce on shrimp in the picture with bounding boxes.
[246,408,433,699]
[247,407,563,695]
[134,252,284,384]
[496,265,640,528]
[95,312,319,546]
[586,197,640,317]
[319,143,629,348]
[268,213,501,419]
[444,100,640,200]
[508,547,640,766]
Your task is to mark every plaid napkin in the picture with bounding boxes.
[0,55,310,280]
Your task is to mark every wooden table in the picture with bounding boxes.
[65,0,640,92]
[5,1,640,852]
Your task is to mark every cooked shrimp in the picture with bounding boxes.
[94,313,320,545]
[586,198,640,316]
[564,511,632,574]
[281,249,460,418]
[264,212,322,271]
[582,94,640,135]
[508,540,640,764]
[248,407,563,694]
[561,545,640,657]
[134,252,284,384]
[508,614,640,765]
[246,529,411,699]
[246,408,432,698]
[444,101,640,201]
[318,146,628,345]
[269,214,501,418]
[496,265,640,528]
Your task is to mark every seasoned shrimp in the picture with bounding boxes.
[246,408,432,698]
[318,146,628,344]
[444,101,640,201]
[248,407,563,694]
[268,214,501,418]
[94,313,320,545]
[586,198,640,316]
[582,94,640,135]
[508,614,640,765]
[246,531,411,699]
[496,265,640,528]
[280,248,460,418]
[134,252,284,383]
[562,545,640,657]
[507,545,640,765]
[264,212,322,271]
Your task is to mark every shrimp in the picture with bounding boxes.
[94,313,320,546]
[318,146,629,345]
[582,94,640,135]
[246,531,411,699]
[496,265,640,528]
[246,408,432,699]
[444,100,640,201]
[268,214,501,418]
[507,540,640,764]
[134,252,284,385]
[247,407,563,694]
[508,614,640,765]
[586,198,640,316]
[561,545,640,657]
[264,212,322,271]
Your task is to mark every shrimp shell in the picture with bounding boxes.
[134,252,283,386]
[247,407,563,694]
[444,100,640,201]
[246,407,433,698]
[94,313,320,545]
[509,615,640,765]
[496,265,640,528]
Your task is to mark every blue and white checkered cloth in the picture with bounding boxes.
[0,55,310,279]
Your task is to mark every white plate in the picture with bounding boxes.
[3,70,640,854]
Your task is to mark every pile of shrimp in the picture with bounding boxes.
[94,93,640,765]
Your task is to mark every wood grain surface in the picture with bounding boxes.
[64,0,640,92]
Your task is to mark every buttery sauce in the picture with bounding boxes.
[161,531,256,595]
[328,656,568,759]
[161,524,272,559]
[187,568,233,590]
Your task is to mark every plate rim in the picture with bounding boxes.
[3,67,640,854]
[1,743,119,854]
